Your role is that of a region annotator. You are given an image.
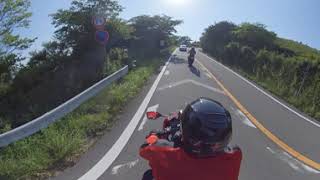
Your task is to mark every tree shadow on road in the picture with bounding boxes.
[189,65,201,77]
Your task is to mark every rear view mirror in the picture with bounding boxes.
[146,111,162,120]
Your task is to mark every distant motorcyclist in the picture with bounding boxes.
[188,47,196,57]
[140,98,242,180]
[188,47,196,66]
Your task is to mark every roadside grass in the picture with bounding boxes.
[0,57,163,179]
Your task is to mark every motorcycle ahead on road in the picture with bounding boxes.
[188,55,195,67]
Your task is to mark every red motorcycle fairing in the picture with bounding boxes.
[140,142,242,180]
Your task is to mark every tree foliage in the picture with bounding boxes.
[200,21,236,57]
[200,21,320,120]
[129,15,182,56]
[178,36,192,46]
[51,0,123,55]
[0,0,34,54]
[0,0,34,93]
[0,0,181,128]
[105,18,134,50]
[233,23,277,50]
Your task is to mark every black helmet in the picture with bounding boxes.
[180,97,232,156]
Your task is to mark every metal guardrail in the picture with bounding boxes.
[0,65,129,147]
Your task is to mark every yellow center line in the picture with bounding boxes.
[196,60,320,170]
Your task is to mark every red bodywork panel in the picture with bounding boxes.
[140,145,242,180]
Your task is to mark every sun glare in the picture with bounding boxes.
[164,0,190,6]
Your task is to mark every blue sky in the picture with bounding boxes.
[21,0,320,54]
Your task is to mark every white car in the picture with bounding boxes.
[179,45,187,51]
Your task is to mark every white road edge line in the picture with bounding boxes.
[200,52,320,128]
[78,49,177,180]
[266,146,320,174]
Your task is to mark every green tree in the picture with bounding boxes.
[200,20,320,121]
[1,0,126,126]
[105,18,134,50]
[51,0,123,55]
[178,36,192,46]
[129,15,182,57]
[48,0,125,84]
[12,41,69,94]
[233,23,277,50]
[0,0,34,94]
[200,21,236,58]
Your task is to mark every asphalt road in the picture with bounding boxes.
[52,49,320,180]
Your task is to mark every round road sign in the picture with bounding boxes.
[95,30,109,45]
[92,17,106,29]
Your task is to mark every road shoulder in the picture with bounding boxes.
[52,73,158,180]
